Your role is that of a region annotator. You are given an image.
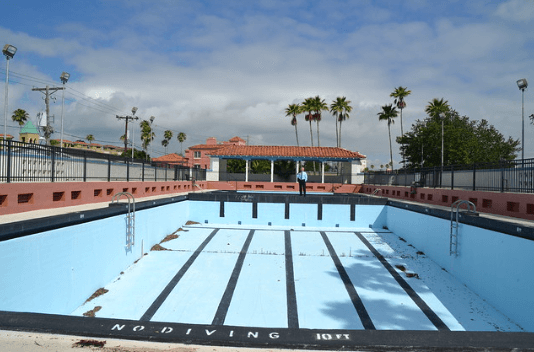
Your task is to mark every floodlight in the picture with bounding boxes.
[60,72,70,84]
[517,78,528,90]
[2,44,16,59]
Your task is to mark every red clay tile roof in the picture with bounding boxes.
[209,146,366,160]
[153,153,188,163]
[228,136,246,143]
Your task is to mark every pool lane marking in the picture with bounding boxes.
[212,230,255,326]
[319,231,376,330]
[284,230,299,329]
[140,229,220,322]
[353,231,450,331]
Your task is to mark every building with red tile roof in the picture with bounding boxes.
[184,136,246,169]
[152,153,188,167]
[206,145,367,184]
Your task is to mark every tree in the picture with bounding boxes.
[311,95,328,147]
[285,103,300,146]
[397,109,520,168]
[377,104,398,170]
[330,97,353,147]
[390,86,411,137]
[177,132,187,155]
[227,159,246,173]
[86,134,95,147]
[301,98,315,147]
[139,120,155,156]
[11,109,29,127]
[425,98,450,119]
[162,130,173,155]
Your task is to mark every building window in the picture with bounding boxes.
[194,151,201,158]
[194,164,201,169]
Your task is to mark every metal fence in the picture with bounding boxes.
[0,139,206,183]
[363,158,534,193]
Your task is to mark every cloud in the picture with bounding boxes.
[495,0,534,22]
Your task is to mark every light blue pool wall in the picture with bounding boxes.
[0,201,189,315]
[188,200,387,229]
[385,206,534,331]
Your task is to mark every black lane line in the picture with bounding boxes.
[284,230,299,329]
[140,228,220,322]
[320,231,376,330]
[212,230,255,325]
[354,231,450,331]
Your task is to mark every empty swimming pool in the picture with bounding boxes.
[1,191,534,350]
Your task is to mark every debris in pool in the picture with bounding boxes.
[151,244,169,251]
[82,306,102,317]
[85,288,108,303]
[399,237,406,242]
[160,233,179,243]
[405,272,420,279]
[395,264,407,272]
[383,225,389,230]
[72,339,106,348]
[416,251,425,256]
[185,220,200,225]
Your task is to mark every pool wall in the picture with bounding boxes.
[385,206,534,331]
[188,200,387,229]
[0,201,189,315]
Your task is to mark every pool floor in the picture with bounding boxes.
[71,225,523,332]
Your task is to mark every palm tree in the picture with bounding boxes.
[139,120,155,155]
[86,134,95,148]
[311,95,328,147]
[177,132,187,155]
[390,86,411,137]
[425,98,450,119]
[301,98,315,147]
[164,130,173,142]
[11,109,29,128]
[285,103,300,146]
[330,97,353,147]
[161,139,169,154]
[377,104,398,170]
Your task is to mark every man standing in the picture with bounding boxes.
[297,166,308,196]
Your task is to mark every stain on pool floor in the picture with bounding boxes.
[71,225,522,332]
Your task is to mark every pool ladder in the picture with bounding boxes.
[450,200,477,256]
[110,192,136,249]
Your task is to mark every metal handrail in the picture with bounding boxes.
[450,200,477,256]
[110,192,136,249]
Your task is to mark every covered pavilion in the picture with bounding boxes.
[207,145,366,184]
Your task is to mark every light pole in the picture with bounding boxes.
[149,115,155,162]
[3,44,17,141]
[517,79,528,161]
[116,106,139,157]
[439,112,446,179]
[59,72,70,152]
[131,107,138,159]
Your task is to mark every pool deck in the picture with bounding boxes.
[2,191,534,351]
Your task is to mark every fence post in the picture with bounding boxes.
[154,165,157,181]
[6,139,12,183]
[500,160,504,192]
[126,159,130,182]
[51,146,55,183]
[142,161,145,182]
[165,166,168,181]
[174,166,178,181]
[473,163,477,191]
[83,152,87,182]
[107,155,111,182]
[451,165,454,190]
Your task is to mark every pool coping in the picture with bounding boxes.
[1,311,534,351]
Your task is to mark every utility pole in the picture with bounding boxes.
[116,107,139,156]
[32,85,64,145]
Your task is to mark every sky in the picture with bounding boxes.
[1,0,533,167]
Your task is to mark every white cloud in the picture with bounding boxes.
[495,0,534,21]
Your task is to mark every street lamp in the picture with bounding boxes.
[3,44,17,141]
[517,78,528,161]
[59,72,70,152]
[131,107,138,159]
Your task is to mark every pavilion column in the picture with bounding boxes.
[321,161,325,183]
[271,160,274,182]
[245,160,249,182]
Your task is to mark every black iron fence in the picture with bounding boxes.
[0,139,206,183]
[364,158,534,193]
